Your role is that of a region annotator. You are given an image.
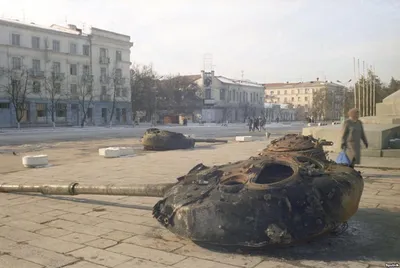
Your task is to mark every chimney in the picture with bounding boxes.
[316,77,319,81]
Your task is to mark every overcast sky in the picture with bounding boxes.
[1,0,399,84]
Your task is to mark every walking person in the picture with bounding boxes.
[341,108,368,168]
[248,117,254,132]
[253,117,260,132]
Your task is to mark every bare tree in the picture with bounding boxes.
[0,67,31,129]
[40,72,66,128]
[104,68,129,127]
[70,72,94,127]
[130,64,158,125]
[310,88,334,121]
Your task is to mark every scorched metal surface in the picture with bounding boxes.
[261,134,333,162]
[152,154,364,247]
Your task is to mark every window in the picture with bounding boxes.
[36,103,46,117]
[284,97,287,102]
[12,57,22,69]
[0,103,10,109]
[101,67,107,77]
[116,108,121,121]
[56,103,67,117]
[83,65,90,75]
[270,91,274,95]
[70,43,77,54]
[52,62,61,73]
[12,34,20,46]
[101,86,107,95]
[291,97,294,101]
[100,48,107,58]
[291,90,295,94]
[298,96,301,101]
[305,96,308,101]
[33,81,41,93]
[220,89,225,100]
[115,68,122,79]
[284,90,287,95]
[116,88,121,97]
[32,36,40,49]
[101,108,107,119]
[83,45,90,56]
[116,51,122,61]
[54,83,61,94]
[87,108,93,119]
[70,64,77,75]
[32,59,41,71]
[277,90,280,95]
[122,88,128,97]
[86,85,92,94]
[70,84,77,95]
[297,89,300,94]
[52,40,60,52]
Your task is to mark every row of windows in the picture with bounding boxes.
[269,88,317,95]
[11,33,123,61]
[10,57,123,79]
[275,96,309,102]
[215,89,263,103]
[9,79,128,97]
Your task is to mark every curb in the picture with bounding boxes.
[356,165,400,171]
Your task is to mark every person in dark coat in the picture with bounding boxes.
[248,118,253,132]
[253,117,260,132]
[341,108,368,168]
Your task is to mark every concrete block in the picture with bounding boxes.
[235,136,253,142]
[22,155,49,168]
[318,122,328,126]
[98,147,121,158]
[118,147,135,156]
[382,149,400,158]
[184,134,195,138]
[307,123,317,127]
[361,149,382,157]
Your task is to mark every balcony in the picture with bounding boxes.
[114,77,126,85]
[100,94,111,101]
[100,76,110,84]
[29,69,45,78]
[51,72,65,80]
[99,57,110,64]
[204,99,216,105]
[81,74,94,83]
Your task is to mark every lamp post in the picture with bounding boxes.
[336,79,352,120]
[152,76,163,126]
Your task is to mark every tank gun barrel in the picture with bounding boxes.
[0,182,175,197]
[193,138,228,143]
[319,140,334,146]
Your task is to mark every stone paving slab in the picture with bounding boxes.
[0,140,399,267]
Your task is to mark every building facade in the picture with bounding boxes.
[0,18,133,127]
[196,71,264,123]
[264,80,345,120]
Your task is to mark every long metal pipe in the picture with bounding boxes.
[0,182,175,197]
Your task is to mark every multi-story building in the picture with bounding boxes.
[264,79,345,120]
[0,18,133,127]
[196,70,264,123]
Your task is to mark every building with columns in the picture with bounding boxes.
[0,18,133,127]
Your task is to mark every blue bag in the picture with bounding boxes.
[336,151,351,165]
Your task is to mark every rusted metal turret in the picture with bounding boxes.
[141,128,228,151]
[260,134,333,161]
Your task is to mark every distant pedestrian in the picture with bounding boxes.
[341,108,368,168]
[253,117,260,132]
[248,118,253,132]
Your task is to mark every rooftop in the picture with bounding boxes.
[216,76,264,88]
[264,80,343,88]
[0,18,130,39]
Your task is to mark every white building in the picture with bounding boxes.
[0,18,133,127]
[196,71,265,123]
[264,80,345,120]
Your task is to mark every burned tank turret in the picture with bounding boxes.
[153,154,363,247]
[0,155,363,248]
[260,134,333,162]
[141,128,228,151]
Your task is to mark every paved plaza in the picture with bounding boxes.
[0,138,399,268]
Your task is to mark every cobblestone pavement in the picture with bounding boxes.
[0,140,399,268]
